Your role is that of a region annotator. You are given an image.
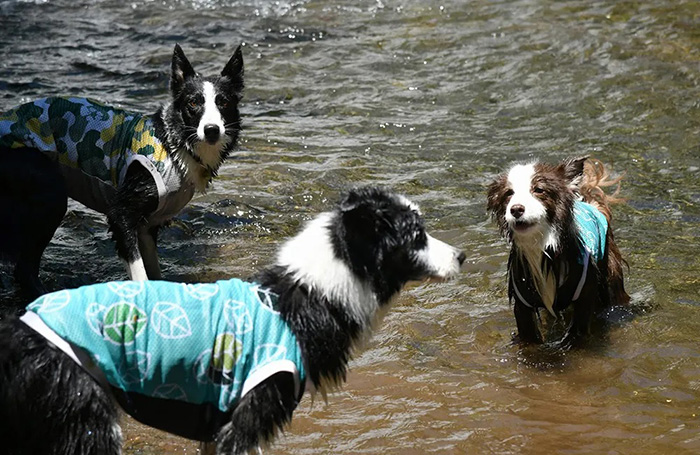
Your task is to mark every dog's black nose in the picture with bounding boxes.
[510,204,525,219]
[203,124,220,143]
[457,251,466,265]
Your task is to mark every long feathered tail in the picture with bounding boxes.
[579,158,624,220]
[580,158,630,306]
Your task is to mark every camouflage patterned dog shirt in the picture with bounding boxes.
[0,97,193,217]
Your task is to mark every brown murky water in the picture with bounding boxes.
[1,0,699,453]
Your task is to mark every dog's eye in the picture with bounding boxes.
[504,189,514,198]
[216,96,229,108]
[533,186,545,194]
[414,230,428,247]
[188,100,199,109]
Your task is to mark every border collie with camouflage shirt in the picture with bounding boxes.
[0,44,243,300]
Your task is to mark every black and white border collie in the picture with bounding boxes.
[0,44,243,300]
[0,187,465,454]
[487,157,629,347]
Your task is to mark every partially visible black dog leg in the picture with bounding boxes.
[0,318,122,455]
[216,372,298,454]
[0,149,67,301]
[513,300,543,344]
[107,161,159,280]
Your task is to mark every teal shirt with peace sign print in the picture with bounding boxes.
[25,278,305,414]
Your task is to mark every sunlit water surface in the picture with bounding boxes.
[1,0,699,453]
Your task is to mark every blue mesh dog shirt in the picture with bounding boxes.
[24,278,305,413]
[573,200,608,264]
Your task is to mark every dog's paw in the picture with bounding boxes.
[511,330,544,346]
[552,330,583,351]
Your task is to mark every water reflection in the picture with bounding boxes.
[1,0,700,453]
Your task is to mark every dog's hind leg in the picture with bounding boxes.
[0,319,122,455]
[107,161,159,281]
[0,149,67,301]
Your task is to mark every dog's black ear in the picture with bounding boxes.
[339,188,381,231]
[221,45,244,92]
[340,189,362,213]
[560,156,588,188]
[339,187,384,215]
[171,44,196,95]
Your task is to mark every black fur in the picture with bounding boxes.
[0,44,244,302]
[332,187,432,303]
[155,44,244,178]
[0,149,67,298]
[0,320,122,455]
[0,187,464,454]
[255,266,363,390]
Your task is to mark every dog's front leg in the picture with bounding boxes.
[557,267,601,349]
[108,162,159,281]
[137,225,162,280]
[513,300,543,344]
[124,255,149,281]
[216,372,298,454]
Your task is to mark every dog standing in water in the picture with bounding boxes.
[0,187,465,454]
[0,44,244,299]
[487,157,629,347]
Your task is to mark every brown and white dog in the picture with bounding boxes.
[487,157,629,347]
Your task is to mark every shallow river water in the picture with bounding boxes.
[1,0,700,453]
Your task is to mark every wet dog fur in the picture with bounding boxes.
[487,157,629,347]
[0,44,243,301]
[0,187,465,454]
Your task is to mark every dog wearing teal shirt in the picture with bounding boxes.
[0,187,465,454]
[487,157,630,347]
[0,44,244,300]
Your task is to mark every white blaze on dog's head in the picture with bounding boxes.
[197,81,225,142]
[504,163,558,252]
[505,164,546,229]
[276,188,465,330]
[193,81,230,171]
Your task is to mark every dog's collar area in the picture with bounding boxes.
[510,248,590,311]
[187,149,207,168]
[173,148,214,190]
